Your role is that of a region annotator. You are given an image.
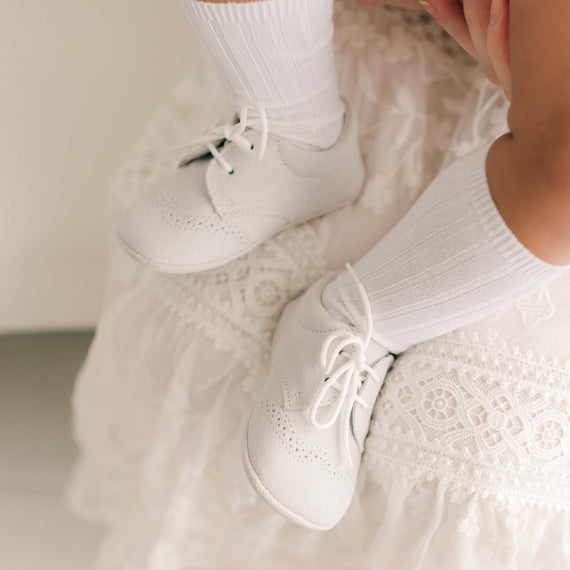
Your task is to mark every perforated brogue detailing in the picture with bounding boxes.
[152,190,247,244]
[282,387,302,410]
[261,400,349,481]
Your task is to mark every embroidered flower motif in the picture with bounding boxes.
[253,279,282,309]
[244,271,289,318]
[422,387,457,421]
[534,419,564,452]
[516,288,555,329]
[151,224,328,372]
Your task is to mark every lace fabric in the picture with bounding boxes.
[147,223,330,376]
[363,331,570,570]
[368,330,570,508]
[68,4,570,569]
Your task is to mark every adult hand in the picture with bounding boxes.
[420,0,511,98]
[347,0,512,98]
[348,0,479,61]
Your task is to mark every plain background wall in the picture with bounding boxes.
[0,1,198,333]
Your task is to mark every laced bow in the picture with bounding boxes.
[309,264,382,468]
[196,104,270,173]
[173,102,345,173]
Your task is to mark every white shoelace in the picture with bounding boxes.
[309,264,382,469]
[173,102,346,174]
[189,104,270,174]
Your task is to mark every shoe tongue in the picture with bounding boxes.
[176,155,210,183]
[351,352,394,451]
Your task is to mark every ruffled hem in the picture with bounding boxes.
[67,278,570,570]
[361,463,570,570]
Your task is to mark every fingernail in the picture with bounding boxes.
[419,1,437,17]
[490,0,501,25]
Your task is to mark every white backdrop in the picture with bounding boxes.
[0,1,198,332]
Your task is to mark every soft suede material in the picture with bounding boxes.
[244,275,390,529]
[116,105,364,273]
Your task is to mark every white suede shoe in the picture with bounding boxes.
[243,267,393,530]
[116,103,364,274]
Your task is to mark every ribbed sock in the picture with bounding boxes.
[182,0,345,149]
[322,144,567,353]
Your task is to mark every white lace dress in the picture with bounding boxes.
[67,5,570,569]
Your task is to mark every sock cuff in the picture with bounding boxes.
[183,0,333,23]
[463,143,567,281]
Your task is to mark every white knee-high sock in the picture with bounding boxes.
[322,144,567,353]
[182,0,344,149]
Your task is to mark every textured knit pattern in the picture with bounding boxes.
[182,0,345,148]
[323,144,566,353]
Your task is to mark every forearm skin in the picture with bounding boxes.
[486,0,570,266]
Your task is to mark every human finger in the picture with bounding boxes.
[487,0,512,99]
[419,0,478,60]
[462,0,499,84]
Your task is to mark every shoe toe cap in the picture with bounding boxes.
[116,192,244,273]
[244,401,355,531]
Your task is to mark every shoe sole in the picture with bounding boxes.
[117,187,362,274]
[241,414,332,532]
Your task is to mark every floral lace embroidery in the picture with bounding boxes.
[365,330,570,520]
[144,222,330,378]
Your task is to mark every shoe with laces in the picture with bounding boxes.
[116,103,364,274]
[242,266,393,530]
